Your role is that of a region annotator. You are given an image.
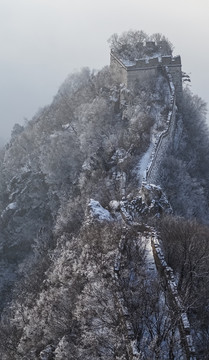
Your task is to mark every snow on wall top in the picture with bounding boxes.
[111,50,181,70]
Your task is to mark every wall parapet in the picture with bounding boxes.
[113,231,142,359]
[151,231,197,360]
[110,50,181,70]
[113,223,196,359]
[144,66,176,184]
[138,66,196,358]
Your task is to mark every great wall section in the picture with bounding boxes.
[110,46,197,359]
[144,67,196,359]
[113,224,197,359]
[145,65,177,184]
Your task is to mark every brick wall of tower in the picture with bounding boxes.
[110,51,182,106]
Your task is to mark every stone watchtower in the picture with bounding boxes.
[110,42,182,105]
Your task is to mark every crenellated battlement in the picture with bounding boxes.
[110,50,182,104]
[110,50,181,68]
[122,55,181,69]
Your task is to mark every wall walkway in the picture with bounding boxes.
[113,67,196,359]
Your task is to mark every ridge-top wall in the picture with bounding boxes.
[110,51,180,186]
[145,66,177,184]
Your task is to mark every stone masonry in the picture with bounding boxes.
[110,47,182,105]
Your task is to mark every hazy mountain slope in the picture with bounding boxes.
[0,32,209,359]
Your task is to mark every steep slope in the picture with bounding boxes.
[0,32,209,359]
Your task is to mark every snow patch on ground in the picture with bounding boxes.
[1,202,18,218]
[109,200,120,211]
[143,235,157,276]
[6,202,17,210]
[62,123,70,130]
[88,199,113,222]
[50,133,58,139]
[135,143,154,183]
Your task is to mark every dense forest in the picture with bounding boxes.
[0,31,208,359]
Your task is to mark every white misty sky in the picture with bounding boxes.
[0,0,208,140]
